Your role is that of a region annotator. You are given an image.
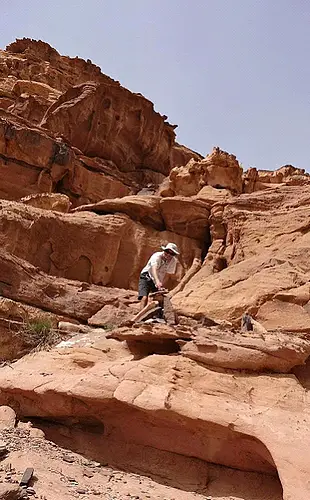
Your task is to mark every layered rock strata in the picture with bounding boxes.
[1,37,310,500]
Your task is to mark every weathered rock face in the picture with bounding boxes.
[0,331,309,499]
[243,165,310,193]
[3,36,310,500]
[0,38,202,207]
[161,147,243,197]
[0,200,200,289]
[0,112,132,204]
[173,185,310,329]
[41,81,176,175]
[2,38,116,93]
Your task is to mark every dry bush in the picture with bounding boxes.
[17,317,65,353]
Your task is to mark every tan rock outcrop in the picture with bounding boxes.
[163,147,243,197]
[41,81,176,176]
[0,200,200,289]
[0,249,137,321]
[180,327,310,372]
[0,112,132,204]
[243,165,310,193]
[173,185,310,328]
[20,192,71,212]
[0,335,307,499]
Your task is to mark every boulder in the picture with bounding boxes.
[0,405,16,429]
[180,328,310,372]
[72,195,164,230]
[195,184,232,206]
[165,147,243,197]
[108,324,192,342]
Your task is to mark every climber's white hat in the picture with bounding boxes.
[161,242,180,255]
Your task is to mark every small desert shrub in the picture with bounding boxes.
[18,317,63,352]
[25,318,53,336]
[102,323,115,332]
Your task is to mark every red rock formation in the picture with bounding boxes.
[243,164,310,193]
[2,37,310,500]
[3,38,116,92]
[0,200,200,289]
[41,81,176,176]
[162,146,243,197]
[0,112,131,203]
[0,39,202,204]
[172,185,310,330]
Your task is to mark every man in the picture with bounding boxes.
[137,242,180,309]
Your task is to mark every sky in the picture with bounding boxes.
[1,0,310,171]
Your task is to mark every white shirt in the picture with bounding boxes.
[141,251,177,283]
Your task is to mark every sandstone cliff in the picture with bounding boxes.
[0,38,309,500]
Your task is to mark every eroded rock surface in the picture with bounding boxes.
[173,185,310,329]
[162,147,243,197]
[41,81,176,176]
[1,36,310,500]
[0,331,306,499]
[0,199,199,288]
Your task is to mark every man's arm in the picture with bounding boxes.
[150,265,163,289]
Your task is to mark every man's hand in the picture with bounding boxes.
[156,281,163,290]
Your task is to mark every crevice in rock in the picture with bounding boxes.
[0,152,43,172]
[125,338,181,359]
[201,223,211,262]
[291,355,310,390]
[27,409,283,498]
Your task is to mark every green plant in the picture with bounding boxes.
[18,317,63,352]
[102,323,115,332]
[25,318,53,336]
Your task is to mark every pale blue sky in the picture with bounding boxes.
[2,0,309,171]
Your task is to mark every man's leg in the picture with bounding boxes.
[140,295,148,309]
